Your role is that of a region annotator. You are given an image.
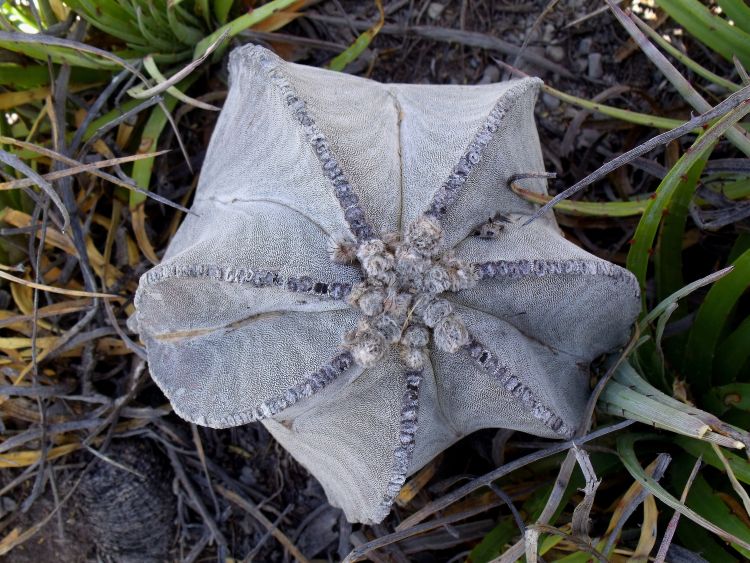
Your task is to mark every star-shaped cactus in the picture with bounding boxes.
[131,44,641,524]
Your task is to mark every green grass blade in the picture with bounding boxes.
[683,247,750,390]
[327,0,384,71]
[131,98,179,206]
[193,0,299,58]
[618,433,750,554]
[130,76,198,206]
[633,13,740,93]
[715,318,750,382]
[709,383,750,413]
[141,56,219,111]
[674,437,750,484]
[214,0,233,25]
[627,149,712,293]
[195,0,211,27]
[625,97,750,291]
[468,519,518,563]
[510,183,648,217]
[608,3,750,157]
[676,519,739,562]
[66,0,145,45]
[166,4,204,46]
[544,85,687,130]
[721,178,750,199]
[0,64,106,88]
[639,266,733,334]
[674,462,750,558]
[0,35,120,69]
[656,0,750,68]
[654,153,710,302]
[134,4,179,52]
[717,0,750,34]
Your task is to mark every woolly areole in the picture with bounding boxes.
[131,44,641,524]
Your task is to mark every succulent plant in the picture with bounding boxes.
[130,44,641,524]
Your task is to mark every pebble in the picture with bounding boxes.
[478,64,500,84]
[427,2,445,19]
[542,24,555,43]
[578,37,593,55]
[542,92,560,110]
[545,45,565,63]
[588,53,603,79]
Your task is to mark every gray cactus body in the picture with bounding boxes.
[131,44,641,524]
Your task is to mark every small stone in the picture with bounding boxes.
[545,45,565,63]
[578,37,593,54]
[542,23,555,43]
[427,2,445,19]
[542,93,560,110]
[588,53,603,80]
[478,64,500,85]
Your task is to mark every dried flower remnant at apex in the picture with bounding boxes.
[343,215,478,371]
[132,44,642,524]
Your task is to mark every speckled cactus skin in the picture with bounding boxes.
[130,44,641,524]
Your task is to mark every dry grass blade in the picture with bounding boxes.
[619,434,750,551]
[69,68,132,153]
[571,446,600,541]
[304,14,573,78]
[633,15,740,93]
[735,55,750,85]
[344,500,504,563]
[640,266,734,329]
[0,31,142,77]
[127,29,229,100]
[632,494,659,562]
[214,484,310,563]
[522,527,539,563]
[654,456,702,563]
[141,56,220,111]
[0,270,118,299]
[496,449,578,563]
[523,82,750,225]
[0,136,193,214]
[0,32,192,170]
[711,443,750,517]
[396,420,634,531]
[0,149,69,232]
[0,150,169,190]
[76,95,164,158]
[166,447,227,553]
[528,523,607,562]
[602,454,671,555]
[606,0,750,156]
